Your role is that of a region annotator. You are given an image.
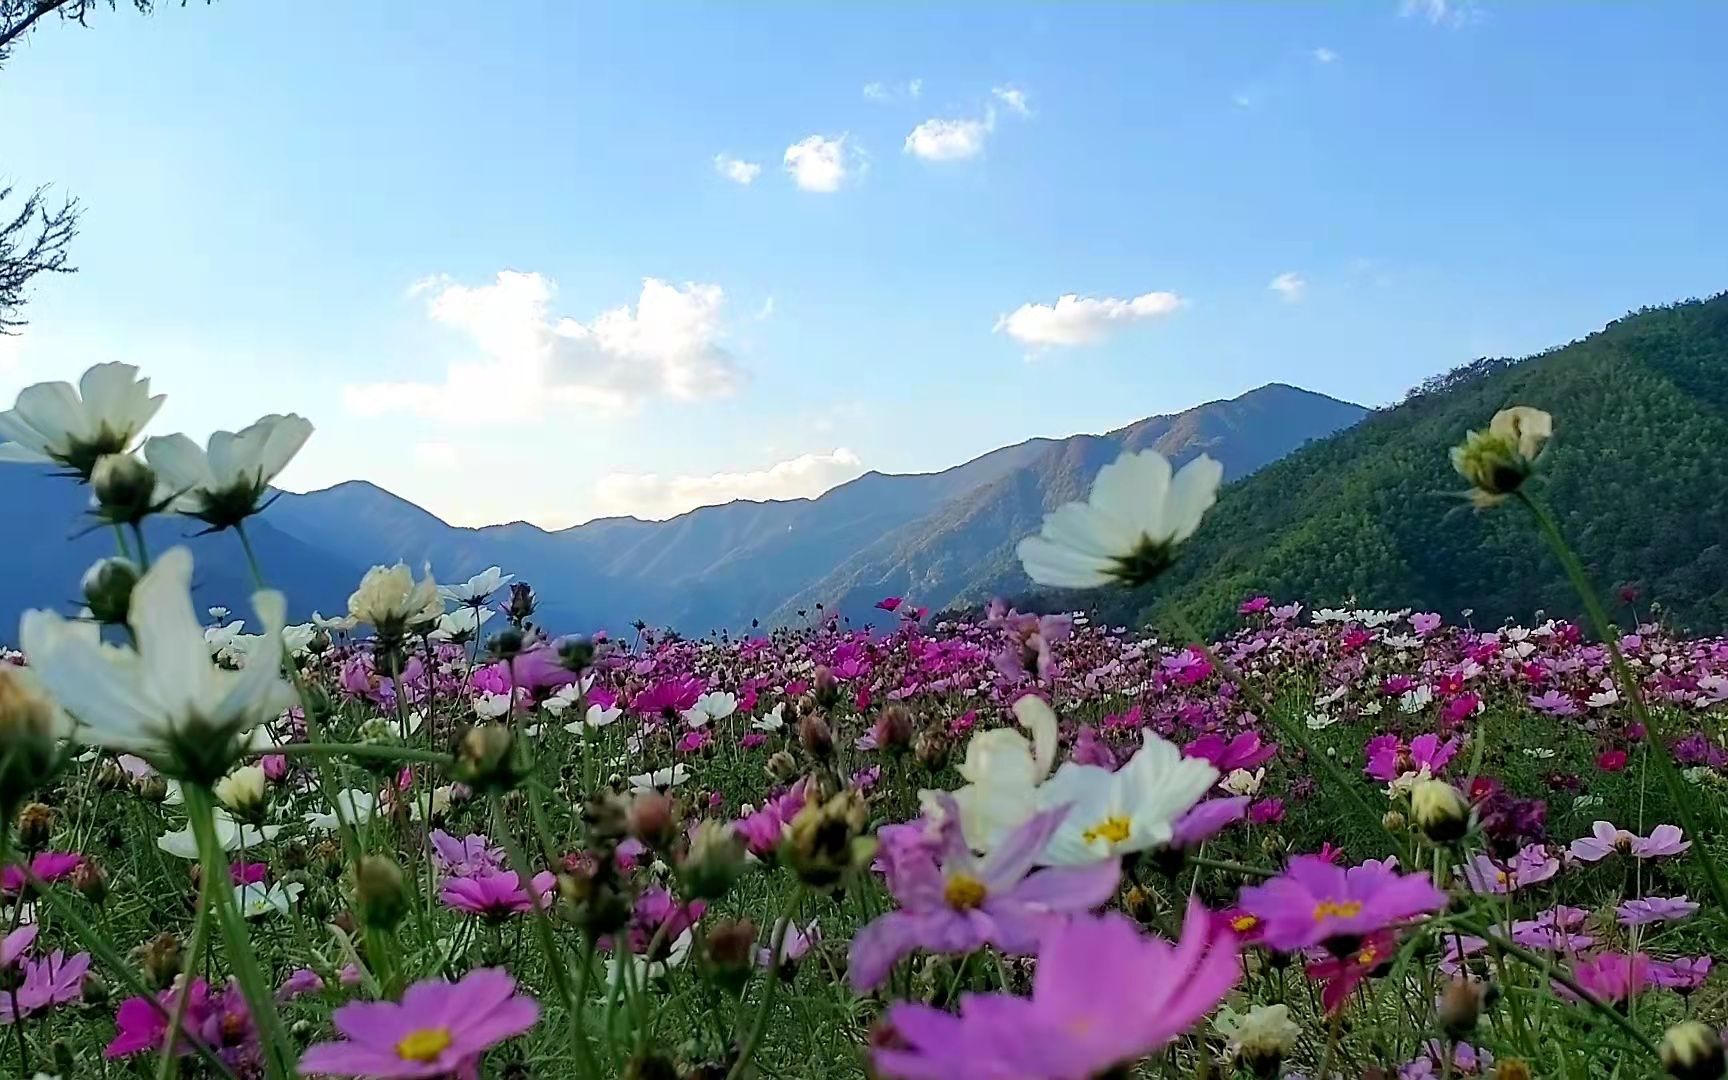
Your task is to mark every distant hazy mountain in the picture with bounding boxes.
[0,464,361,642]
[0,383,1366,639]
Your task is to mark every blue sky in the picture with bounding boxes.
[5,1,1726,528]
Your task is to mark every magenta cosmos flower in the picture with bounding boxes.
[849,802,1120,990]
[1569,821,1690,862]
[1364,733,1458,783]
[872,904,1239,1080]
[0,948,91,1023]
[440,869,556,919]
[297,967,539,1079]
[1238,855,1446,951]
[108,978,258,1071]
[0,850,82,895]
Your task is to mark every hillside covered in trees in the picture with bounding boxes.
[1071,293,1728,634]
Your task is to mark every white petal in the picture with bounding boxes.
[1040,501,1138,559]
[129,548,216,725]
[1163,454,1223,545]
[1091,449,1172,536]
[144,434,214,490]
[1016,535,1113,588]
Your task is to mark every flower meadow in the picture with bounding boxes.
[2,367,1728,1079]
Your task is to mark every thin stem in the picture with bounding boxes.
[184,785,293,1080]
[725,886,805,1080]
[488,794,601,1079]
[1184,855,1278,879]
[154,855,217,1080]
[245,742,454,767]
[1516,491,1728,914]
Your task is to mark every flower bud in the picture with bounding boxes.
[764,751,799,783]
[452,723,523,794]
[81,557,141,626]
[681,820,746,901]
[703,916,757,992]
[72,858,110,905]
[1411,779,1471,843]
[1451,406,1552,506]
[1382,810,1407,833]
[871,706,913,754]
[132,932,183,989]
[506,582,537,625]
[798,714,834,762]
[1493,1060,1532,1080]
[213,765,269,824]
[1661,1021,1726,1080]
[556,635,596,672]
[627,792,677,850]
[1438,978,1484,1039]
[91,453,160,526]
[0,668,61,813]
[486,628,526,660]
[913,730,949,771]
[355,854,410,932]
[783,790,873,890]
[811,666,840,709]
[16,801,54,850]
[136,774,169,803]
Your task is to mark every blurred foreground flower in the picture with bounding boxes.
[872,905,1238,1080]
[21,546,295,782]
[0,362,164,478]
[1016,448,1222,588]
[1451,405,1552,506]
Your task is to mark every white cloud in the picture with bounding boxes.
[991,85,1031,116]
[1232,91,1255,109]
[594,448,866,520]
[784,134,857,192]
[1269,272,1308,302]
[713,154,762,185]
[995,291,1184,348]
[1313,46,1339,63]
[1400,0,1481,27]
[904,114,993,161]
[344,272,742,422]
[864,78,921,102]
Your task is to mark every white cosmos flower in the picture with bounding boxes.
[20,546,296,775]
[311,610,358,633]
[156,813,282,858]
[474,692,513,720]
[347,563,442,632]
[438,567,514,606]
[235,880,303,920]
[1305,712,1340,731]
[0,362,165,477]
[752,703,787,732]
[923,694,1059,852]
[429,606,494,642]
[681,691,737,728]
[564,702,621,733]
[1218,767,1265,797]
[1036,729,1218,865]
[606,928,692,982]
[207,607,231,622]
[143,414,313,529]
[303,788,378,831]
[1016,448,1222,589]
[1587,688,1620,708]
[629,764,690,792]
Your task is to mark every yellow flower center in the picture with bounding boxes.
[944,873,988,911]
[1312,899,1364,922]
[1231,914,1260,933]
[1081,815,1132,847]
[1356,944,1379,967]
[396,1027,453,1062]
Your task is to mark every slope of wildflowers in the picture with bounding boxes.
[1,365,1727,1079]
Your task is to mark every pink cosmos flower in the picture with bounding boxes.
[1238,596,1271,615]
[0,850,83,895]
[1238,855,1446,951]
[107,978,259,1073]
[1649,956,1712,992]
[1568,822,1690,862]
[0,949,90,1023]
[876,597,904,612]
[1411,612,1443,635]
[0,925,36,969]
[848,802,1120,990]
[440,869,556,920]
[1248,798,1286,826]
[1565,952,1650,1004]
[1364,734,1459,783]
[297,967,539,1079]
[1616,896,1698,926]
[1528,689,1579,716]
[1459,845,1559,894]
[872,905,1239,1080]
[230,861,269,886]
[1306,930,1398,1013]
[429,831,506,878]
[632,676,705,718]
[758,919,821,971]
[1169,797,1249,850]
[624,887,707,958]
[276,967,326,1002]
[1183,731,1276,773]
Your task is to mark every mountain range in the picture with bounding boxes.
[0,383,1367,639]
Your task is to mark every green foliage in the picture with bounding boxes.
[1096,293,1728,635]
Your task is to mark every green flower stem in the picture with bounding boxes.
[155,849,216,1080]
[15,859,240,1080]
[488,793,602,1080]
[1451,917,1661,1061]
[184,784,294,1080]
[1184,854,1277,879]
[1516,491,1728,914]
[725,885,805,1080]
[1169,608,1386,838]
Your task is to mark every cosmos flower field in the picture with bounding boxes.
[2,366,1727,1079]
